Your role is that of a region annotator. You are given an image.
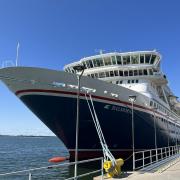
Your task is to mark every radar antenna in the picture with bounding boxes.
[95,49,105,55]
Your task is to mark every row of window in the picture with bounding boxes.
[65,54,159,72]
[115,79,139,84]
[156,116,180,131]
[150,100,179,122]
[85,54,158,68]
[150,100,168,114]
[86,68,157,79]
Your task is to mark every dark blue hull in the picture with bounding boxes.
[20,94,177,162]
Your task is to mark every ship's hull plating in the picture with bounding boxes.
[20,93,176,159]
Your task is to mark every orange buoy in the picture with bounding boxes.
[48,156,68,163]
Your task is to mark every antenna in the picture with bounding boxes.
[15,42,20,67]
[95,49,105,55]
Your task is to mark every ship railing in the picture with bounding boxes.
[134,145,180,170]
[0,157,104,180]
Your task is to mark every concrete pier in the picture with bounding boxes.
[94,154,180,180]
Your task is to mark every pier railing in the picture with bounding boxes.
[0,157,104,180]
[134,145,180,170]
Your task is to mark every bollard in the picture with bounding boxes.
[103,158,124,178]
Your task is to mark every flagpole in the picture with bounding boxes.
[15,42,20,67]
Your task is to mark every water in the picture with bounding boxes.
[0,136,100,180]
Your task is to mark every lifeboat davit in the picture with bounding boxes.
[48,156,69,163]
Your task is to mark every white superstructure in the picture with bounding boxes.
[64,50,180,118]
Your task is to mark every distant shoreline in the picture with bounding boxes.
[0,135,56,137]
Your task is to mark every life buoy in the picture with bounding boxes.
[48,156,68,163]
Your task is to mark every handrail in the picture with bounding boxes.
[134,145,180,170]
[0,157,104,180]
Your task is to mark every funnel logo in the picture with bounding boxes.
[104,105,111,109]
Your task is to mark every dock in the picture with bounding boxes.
[94,153,180,180]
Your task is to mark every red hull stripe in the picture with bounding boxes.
[15,89,165,117]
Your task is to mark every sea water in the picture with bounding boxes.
[0,136,99,180]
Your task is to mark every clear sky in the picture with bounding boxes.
[0,0,180,135]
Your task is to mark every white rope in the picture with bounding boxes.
[85,92,116,165]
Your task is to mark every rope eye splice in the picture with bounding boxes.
[84,90,124,178]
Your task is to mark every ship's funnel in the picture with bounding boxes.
[169,95,179,105]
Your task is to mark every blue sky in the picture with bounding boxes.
[0,0,180,135]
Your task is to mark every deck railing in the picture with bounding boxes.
[0,157,104,180]
[134,145,180,170]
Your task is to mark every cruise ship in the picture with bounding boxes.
[0,50,180,163]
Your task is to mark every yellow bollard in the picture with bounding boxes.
[103,158,124,178]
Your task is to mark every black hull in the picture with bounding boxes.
[20,93,178,164]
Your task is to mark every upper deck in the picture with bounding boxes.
[64,51,166,84]
[64,50,161,73]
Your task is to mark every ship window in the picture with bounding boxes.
[94,73,98,78]
[104,57,112,66]
[150,55,156,64]
[145,54,151,64]
[116,81,118,84]
[82,62,87,69]
[131,55,139,64]
[128,80,130,83]
[94,58,104,67]
[99,58,104,66]
[69,68,72,72]
[139,69,143,75]
[88,60,93,68]
[140,54,144,63]
[120,80,123,84]
[127,56,131,64]
[110,71,114,77]
[132,80,135,83]
[85,61,90,68]
[87,74,90,77]
[116,56,122,65]
[114,70,119,76]
[105,71,110,77]
[124,71,128,76]
[91,74,94,78]
[123,56,130,65]
[129,70,133,76]
[136,79,139,83]
[112,56,116,65]
[93,59,100,67]
[119,71,123,76]
[134,70,138,76]
[99,72,105,78]
[150,101,153,106]
[149,69,153,75]
[144,69,148,75]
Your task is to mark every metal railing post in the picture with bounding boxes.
[29,172,32,180]
[172,146,174,155]
[165,147,167,158]
[156,149,158,162]
[161,148,163,160]
[142,152,144,168]
[150,150,152,164]
[74,66,85,180]
[133,152,135,171]
[168,147,170,157]
[101,158,104,180]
